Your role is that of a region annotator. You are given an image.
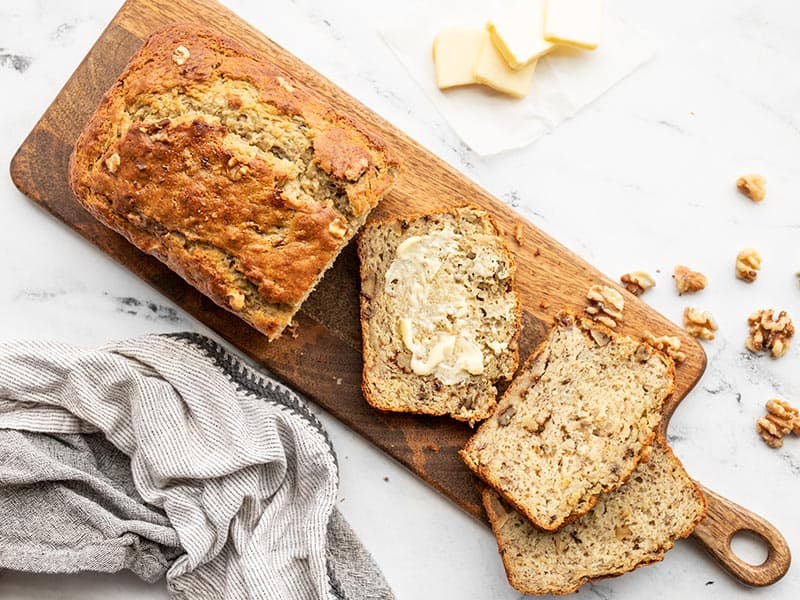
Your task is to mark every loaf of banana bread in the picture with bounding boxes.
[70,24,399,339]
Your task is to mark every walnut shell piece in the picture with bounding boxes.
[673,265,707,295]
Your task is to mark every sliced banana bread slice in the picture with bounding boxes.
[483,437,706,595]
[461,313,674,530]
[358,205,521,423]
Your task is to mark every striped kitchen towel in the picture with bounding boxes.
[0,333,394,600]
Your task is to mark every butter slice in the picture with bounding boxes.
[432,28,485,89]
[474,33,538,98]
[487,0,554,69]
[544,0,604,50]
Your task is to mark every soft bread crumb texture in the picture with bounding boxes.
[358,205,521,423]
[483,437,706,595]
[461,314,674,530]
[70,24,399,340]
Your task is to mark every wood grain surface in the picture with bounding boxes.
[8,0,789,586]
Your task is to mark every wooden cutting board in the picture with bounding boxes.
[9,0,790,587]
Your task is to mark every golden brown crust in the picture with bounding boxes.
[69,23,399,340]
[357,203,522,423]
[461,312,676,530]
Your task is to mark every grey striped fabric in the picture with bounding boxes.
[0,333,394,600]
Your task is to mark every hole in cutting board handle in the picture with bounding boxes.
[730,530,770,567]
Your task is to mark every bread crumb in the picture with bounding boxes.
[285,320,300,339]
[735,248,761,282]
[513,223,524,246]
[539,300,550,310]
[673,265,707,295]
[426,443,441,452]
[757,398,800,448]
[736,174,766,202]
[746,308,794,358]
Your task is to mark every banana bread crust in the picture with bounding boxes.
[70,23,399,339]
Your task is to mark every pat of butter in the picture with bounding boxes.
[432,28,485,89]
[474,33,538,98]
[487,0,554,69]
[545,0,604,51]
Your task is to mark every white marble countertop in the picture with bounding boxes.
[1,1,798,598]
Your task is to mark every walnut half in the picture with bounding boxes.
[684,307,717,340]
[673,265,707,295]
[757,398,800,448]
[585,285,624,329]
[644,331,686,363]
[328,218,349,239]
[737,174,766,202]
[172,45,190,66]
[735,248,762,282]
[620,271,655,296]
[746,308,794,358]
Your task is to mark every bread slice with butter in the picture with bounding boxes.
[483,437,706,595]
[461,313,674,530]
[358,205,521,423]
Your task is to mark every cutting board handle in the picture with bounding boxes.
[692,483,791,586]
